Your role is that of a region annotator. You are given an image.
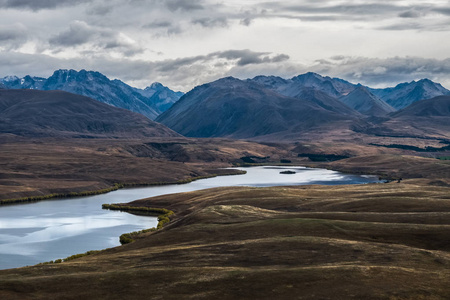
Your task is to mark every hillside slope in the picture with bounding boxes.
[0,89,179,138]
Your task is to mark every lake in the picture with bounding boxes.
[0,166,379,269]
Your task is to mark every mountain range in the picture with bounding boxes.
[156,77,364,139]
[2,70,449,141]
[157,74,450,140]
[250,72,449,113]
[1,69,183,120]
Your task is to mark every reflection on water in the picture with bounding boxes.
[0,166,379,269]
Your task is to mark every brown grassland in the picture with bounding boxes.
[0,137,449,299]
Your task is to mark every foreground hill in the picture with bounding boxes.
[1,70,183,119]
[156,77,362,139]
[0,89,179,138]
[1,181,449,299]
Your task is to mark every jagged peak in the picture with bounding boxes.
[2,75,19,82]
[146,82,164,90]
[291,72,325,81]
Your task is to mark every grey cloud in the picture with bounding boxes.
[165,0,204,12]
[213,50,290,66]
[310,56,450,88]
[244,1,444,29]
[143,21,173,28]
[137,50,290,77]
[49,21,95,46]
[86,4,113,16]
[240,17,252,26]
[147,25,182,36]
[0,23,28,49]
[191,17,228,28]
[378,21,450,32]
[2,51,450,92]
[142,20,183,36]
[263,2,403,15]
[433,7,450,16]
[398,10,422,18]
[49,21,143,56]
[0,0,89,11]
[379,22,424,31]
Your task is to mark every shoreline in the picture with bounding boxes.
[0,169,247,206]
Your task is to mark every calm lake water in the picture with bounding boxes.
[0,166,379,270]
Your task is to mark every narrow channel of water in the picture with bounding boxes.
[0,166,379,269]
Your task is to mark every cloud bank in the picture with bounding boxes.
[0,0,449,90]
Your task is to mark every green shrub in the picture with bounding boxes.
[102,204,175,244]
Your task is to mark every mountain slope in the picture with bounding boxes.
[364,96,450,139]
[156,77,361,139]
[340,86,396,116]
[291,88,361,116]
[1,70,184,119]
[391,95,450,118]
[0,89,180,138]
[371,79,449,110]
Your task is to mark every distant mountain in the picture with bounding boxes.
[288,72,356,98]
[371,79,449,110]
[251,73,398,116]
[0,89,180,138]
[1,75,46,90]
[391,95,450,118]
[1,69,183,119]
[156,77,361,139]
[340,86,395,117]
[290,88,360,116]
[253,73,450,115]
[134,82,184,113]
[360,95,450,139]
[251,72,356,99]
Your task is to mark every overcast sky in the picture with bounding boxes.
[0,0,449,91]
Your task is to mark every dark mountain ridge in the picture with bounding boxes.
[391,95,450,118]
[0,89,180,138]
[156,77,363,139]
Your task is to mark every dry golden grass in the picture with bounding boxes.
[1,183,449,299]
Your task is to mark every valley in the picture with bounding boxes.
[0,71,449,299]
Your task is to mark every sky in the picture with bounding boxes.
[0,0,449,92]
